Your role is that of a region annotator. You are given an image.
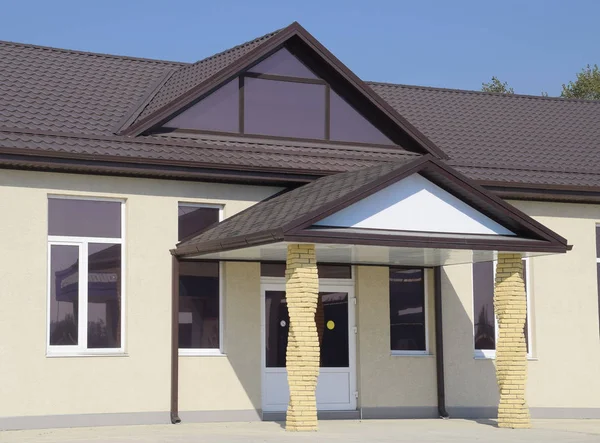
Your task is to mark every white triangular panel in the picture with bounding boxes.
[314,174,515,236]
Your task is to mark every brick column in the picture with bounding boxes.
[285,244,319,431]
[494,253,530,428]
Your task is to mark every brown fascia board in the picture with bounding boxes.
[285,231,570,254]
[121,22,448,160]
[172,229,284,257]
[481,182,600,204]
[0,151,320,185]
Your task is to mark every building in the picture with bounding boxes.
[0,22,598,431]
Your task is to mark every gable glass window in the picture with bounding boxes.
[178,203,223,355]
[163,47,394,146]
[473,259,531,358]
[389,268,428,354]
[47,197,124,355]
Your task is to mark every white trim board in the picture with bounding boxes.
[314,174,515,236]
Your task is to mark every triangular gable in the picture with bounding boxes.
[160,48,395,145]
[173,156,570,258]
[313,173,515,236]
[120,22,447,158]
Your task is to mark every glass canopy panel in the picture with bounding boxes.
[248,48,318,79]
[329,90,394,145]
[244,77,326,139]
[164,79,239,132]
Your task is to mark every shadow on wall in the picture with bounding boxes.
[440,265,499,419]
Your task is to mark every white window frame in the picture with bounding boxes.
[473,258,532,359]
[47,195,126,357]
[177,202,225,356]
[390,268,430,356]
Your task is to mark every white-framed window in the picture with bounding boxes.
[47,196,125,356]
[473,258,531,359]
[389,267,429,356]
[178,203,224,356]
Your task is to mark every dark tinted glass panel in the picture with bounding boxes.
[178,261,220,349]
[473,261,495,350]
[330,90,394,145]
[244,78,325,139]
[265,290,287,367]
[260,262,351,279]
[178,205,220,241]
[264,291,349,368]
[248,48,318,79]
[165,79,239,133]
[389,268,426,351]
[87,243,121,348]
[48,199,121,238]
[49,245,79,346]
[318,292,349,367]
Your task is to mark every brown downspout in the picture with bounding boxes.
[434,266,449,418]
[171,255,181,424]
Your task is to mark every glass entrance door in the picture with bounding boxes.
[262,284,356,412]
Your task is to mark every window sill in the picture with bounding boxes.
[390,351,433,357]
[46,352,128,358]
[178,349,226,357]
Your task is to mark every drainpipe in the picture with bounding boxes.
[434,266,449,418]
[171,255,181,424]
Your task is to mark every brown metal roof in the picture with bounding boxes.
[1,27,600,191]
[174,156,569,257]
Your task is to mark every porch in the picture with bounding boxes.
[171,157,570,430]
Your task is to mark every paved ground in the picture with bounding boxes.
[2,419,600,443]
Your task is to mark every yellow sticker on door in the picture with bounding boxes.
[326,320,335,330]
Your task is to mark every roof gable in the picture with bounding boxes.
[174,156,569,257]
[120,22,447,158]
[313,173,515,236]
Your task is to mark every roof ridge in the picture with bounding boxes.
[0,39,188,66]
[367,80,600,105]
[189,27,284,67]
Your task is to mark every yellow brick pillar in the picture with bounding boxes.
[494,253,530,428]
[285,243,319,431]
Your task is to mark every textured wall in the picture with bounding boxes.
[0,169,280,419]
[355,266,437,411]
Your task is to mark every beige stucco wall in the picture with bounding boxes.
[0,169,280,418]
[179,261,262,413]
[355,266,437,410]
[443,200,600,413]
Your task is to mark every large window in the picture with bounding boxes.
[389,268,428,354]
[47,197,124,355]
[473,259,531,358]
[163,48,394,146]
[178,203,222,354]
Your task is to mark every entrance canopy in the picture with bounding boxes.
[173,155,570,266]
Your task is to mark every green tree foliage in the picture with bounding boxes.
[481,76,514,94]
[561,64,600,100]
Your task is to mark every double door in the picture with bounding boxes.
[261,281,356,412]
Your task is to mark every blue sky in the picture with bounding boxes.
[2,0,599,96]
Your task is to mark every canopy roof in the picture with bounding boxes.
[173,156,569,264]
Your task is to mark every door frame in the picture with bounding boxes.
[260,276,357,411]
